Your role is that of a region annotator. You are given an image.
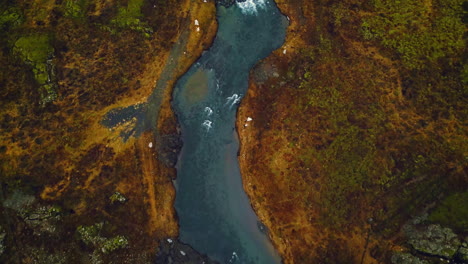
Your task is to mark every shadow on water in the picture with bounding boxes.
[172,1,288,263]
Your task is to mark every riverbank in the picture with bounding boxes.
[237,0,467,263]
[0,0,217,262]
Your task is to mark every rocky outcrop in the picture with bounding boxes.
[404,223,461,259]
[391,253,428,264]
[399,215,468,263]
[458,239,468,262]
[157,134,183,168]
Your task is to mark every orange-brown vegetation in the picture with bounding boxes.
[238,0,467,263]
[0,0,216,262]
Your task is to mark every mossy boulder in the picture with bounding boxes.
[404,223,461,259]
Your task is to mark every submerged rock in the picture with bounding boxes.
[216,0,236,8]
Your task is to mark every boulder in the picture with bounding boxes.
[404,224,461,259]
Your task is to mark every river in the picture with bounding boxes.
[172,1,287,263]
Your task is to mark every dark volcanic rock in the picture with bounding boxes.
[157,134,183,168]
[216,0,234,7]
[155,238,219,264]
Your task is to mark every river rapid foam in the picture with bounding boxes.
[172,0,287,262]
[236,0,267,15]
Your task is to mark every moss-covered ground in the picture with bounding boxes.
[237,0,467,263]
[1,0,466,262]
[14,34,56,104]
[0,0,217,263]
[429,191,468,232]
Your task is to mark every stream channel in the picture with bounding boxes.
[172,1,288,263]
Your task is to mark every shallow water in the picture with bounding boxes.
[101,28,191,140]
[172,1,287,263]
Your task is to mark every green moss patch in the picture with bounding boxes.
[362,0,466,69]
[14,34,53,64]
[14,34,56,104]
[429,191,468,232]
[0,7,23,29]
[109,0,153,36]
[63,0,89,18]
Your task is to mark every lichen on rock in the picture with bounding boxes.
[458,238,468,262]
[101,235,128,254]
[391,252,429,264]
[77,223,129,254]
[109,191,127,204]
[404,223,461,259]
[23,205,63,233]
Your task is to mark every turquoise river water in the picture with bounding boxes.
[172,1,287,263]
